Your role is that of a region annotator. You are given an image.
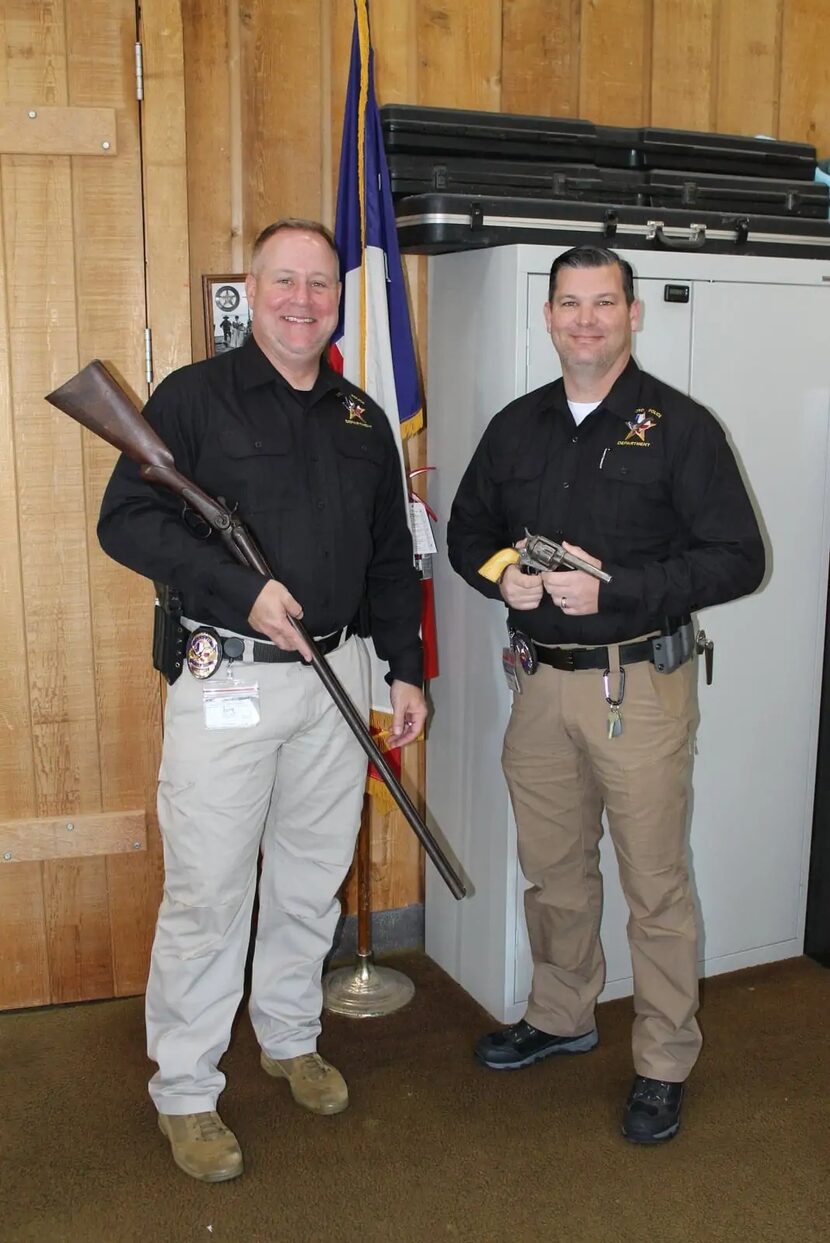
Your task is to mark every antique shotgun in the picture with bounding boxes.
[45,360,466,901]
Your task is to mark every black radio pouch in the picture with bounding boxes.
[152,583,186,685]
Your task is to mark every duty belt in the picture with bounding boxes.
[534,638,655,673]
[181,617,345,671]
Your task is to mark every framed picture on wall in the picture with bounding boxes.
[202,275,252,356]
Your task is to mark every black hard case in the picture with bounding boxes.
[380,105,818,181]
[648,169,829,219]
[394,192,830,259]
[387,153,647,205]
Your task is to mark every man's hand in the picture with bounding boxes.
[388,680,427,747]
[248,579,313,660]
[499,563,543,610]
[541,541,602,616]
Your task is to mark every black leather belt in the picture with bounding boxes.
[535,638,654,672]
[227,628,344,664]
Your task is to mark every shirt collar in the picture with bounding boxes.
[235,336,343,401]
[550,355,643,424]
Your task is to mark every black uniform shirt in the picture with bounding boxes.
[98,337,423,685]
[447,357,765,646]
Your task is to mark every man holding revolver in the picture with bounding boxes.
[98,219,425,1181]
[447,245,764,1143]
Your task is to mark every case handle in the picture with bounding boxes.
[647,219,707,250]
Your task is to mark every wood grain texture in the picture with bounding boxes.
[714,0,782,138]
[140,0,192,383]
[182,0,234,359]
[417,0,503,110]
[43,856,114,1002]
[0,865,49,1009]
[0,809,146,863]
[780,0,830,152]
[651,0,717,131]
[240,0,324,238]
[502,0,581,117]
[579,0,652,125]
[0,105,117,155]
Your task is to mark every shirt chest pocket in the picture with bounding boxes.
[598,452,672,536]
[215,426,298,510]
[333,434,388,520]
[491,458,545,533]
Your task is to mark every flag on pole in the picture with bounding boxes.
[329,0,437,807]
[329,0,422,445]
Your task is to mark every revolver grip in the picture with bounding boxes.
[478,547,521,583]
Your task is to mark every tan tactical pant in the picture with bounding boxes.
[502,652,701,1082]
[146,635,370,1115]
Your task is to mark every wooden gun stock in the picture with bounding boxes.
[45,362,232,532]
[44,361,467,900]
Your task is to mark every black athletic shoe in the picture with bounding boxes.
[474,1018,599,1070]
[622,1074,685,1144]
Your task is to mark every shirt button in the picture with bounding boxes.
[310,454,319,462]
[563,481,570,489]
[316,499,326,510]
[571,436,578,444]
[254,440,262,448]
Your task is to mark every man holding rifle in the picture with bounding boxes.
[98,219,425,1182]
[447,246,764,1144]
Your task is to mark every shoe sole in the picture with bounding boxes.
[622,1121,681,1145]
[475,1028,599,1071]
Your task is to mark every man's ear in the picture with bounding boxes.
[543,301,552,333]
[629,298,642,333]
[245,272,257,304]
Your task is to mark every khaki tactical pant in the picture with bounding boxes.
[146,635,370,1115]
[502,653,701,1082]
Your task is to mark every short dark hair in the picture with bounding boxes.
[250,218,340,277]
[547,246,635,306]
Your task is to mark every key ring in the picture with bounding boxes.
[603,666,626,707]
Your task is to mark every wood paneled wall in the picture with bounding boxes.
[0,0,191,1009]
[179,0,830,916]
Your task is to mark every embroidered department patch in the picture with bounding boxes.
[342,393,370,428]
[619,406,661,446]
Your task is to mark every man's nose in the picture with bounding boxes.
[575,303,596,325]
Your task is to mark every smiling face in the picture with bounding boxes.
[543,262,640,390]
[245,229,341,386]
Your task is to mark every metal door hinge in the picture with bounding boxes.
[145,327,153,385]
[135,42,144,101]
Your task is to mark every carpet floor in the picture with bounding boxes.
[1,953,828,1243]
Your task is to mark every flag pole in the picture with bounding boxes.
[323,795,415,1017]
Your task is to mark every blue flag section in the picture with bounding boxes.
[329,0,423,441]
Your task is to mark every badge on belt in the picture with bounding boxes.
[185,627,223,679]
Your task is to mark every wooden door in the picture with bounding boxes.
[0,0,172,1009]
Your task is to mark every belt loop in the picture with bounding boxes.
[606,643,623,697]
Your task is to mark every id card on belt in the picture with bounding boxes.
[202,680,260,729]
[502,646,521,694]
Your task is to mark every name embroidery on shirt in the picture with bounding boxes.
[342,393,371,428]
[618,406,661,447]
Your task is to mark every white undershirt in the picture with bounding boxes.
[567,399,602,426]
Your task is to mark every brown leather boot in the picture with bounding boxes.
[260,1051,349,1115]
[157,1111,243,1182]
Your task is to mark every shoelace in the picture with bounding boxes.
[295,1053,331,1081]
[632,1079,674,1106]
[195,1112,228,1142]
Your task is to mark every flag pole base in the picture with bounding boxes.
[322,951,415,1018]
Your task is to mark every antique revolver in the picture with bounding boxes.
[479,531,612,585]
